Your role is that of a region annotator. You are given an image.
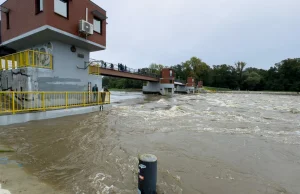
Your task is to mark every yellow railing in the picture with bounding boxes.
[0,91,110,115]
[89,65,101,75]
[0,50,53,70]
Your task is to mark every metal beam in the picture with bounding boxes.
[99,68,159,82]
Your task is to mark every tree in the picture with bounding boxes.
[180,57,212,85]
[244,72,261,90]
[211,64,238,89]
[149,63,164,75]
[235,61,247,88]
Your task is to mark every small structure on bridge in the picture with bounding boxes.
[186,77,195,94]
[175,77,195,94]
[143,68,175,95]
[196,81,204,93]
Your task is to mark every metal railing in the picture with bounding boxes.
[0,91,110,115]
[175,79,186,84]
[89,65,101,75]
[0,50,53,70]
[89,60,160,78]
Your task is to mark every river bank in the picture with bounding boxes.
[214,90,300,95]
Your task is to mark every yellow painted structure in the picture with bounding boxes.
[0,50,53,70]
[0,91,110,115]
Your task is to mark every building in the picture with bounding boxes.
[0,0,106,92]
[143,68,175,95]
[174,77,195,94]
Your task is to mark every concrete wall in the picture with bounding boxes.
[143,82,160,93]
[160,84,174,95]
[142,82,174,95]
[35,41,102,91]
[175,85,187,93]
[0,104,112,126]
[186,86,195,94]
[0,68,37,92]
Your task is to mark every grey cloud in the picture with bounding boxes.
[1,0,299,69]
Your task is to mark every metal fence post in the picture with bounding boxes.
[5,57,8,70]
[50,55,53,69]
[65,92,68,109]
[12,92,15,114]
[42,92,46,111]
[83,92,86,106]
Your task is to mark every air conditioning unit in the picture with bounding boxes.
[79,20,93,35]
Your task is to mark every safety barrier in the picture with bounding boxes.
[0,91,110,115]
[89,60,160,78]
[0,50,53,70]
[89,65,101,75]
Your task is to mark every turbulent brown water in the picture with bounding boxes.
[1,92,300,194]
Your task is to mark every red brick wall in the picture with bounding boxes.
[186,77,194,87]
[198,81,203,88]
[47,0,106,46]
[1,0,106,47]
[160,68,175,84]
[1,0,46,42]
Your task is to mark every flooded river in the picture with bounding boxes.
[0,92,300,194]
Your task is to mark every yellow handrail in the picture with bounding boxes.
[0,91,110,115]
[0,50,53,70]
[89,64,101,75]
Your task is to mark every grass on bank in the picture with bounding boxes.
[203,87,232,92]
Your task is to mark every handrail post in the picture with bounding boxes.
[12,55,15,69]
[5,57,8,70]
[32,51,35,67]
[50,55,53,69]
[65,92,68,109]
[20,52,23,67]
[42,92,46,111]
[12,92,15,114]
[83,92,86,106]
[25,50,29,67]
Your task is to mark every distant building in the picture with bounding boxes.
[0,0,107,92]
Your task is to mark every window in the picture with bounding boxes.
[6,12,10,29]
[93,17,102,34]
[36,0,43,14]
[54,0,68,18]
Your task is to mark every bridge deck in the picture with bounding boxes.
[99,68,159,82]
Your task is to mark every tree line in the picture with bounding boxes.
[103,57,300,92]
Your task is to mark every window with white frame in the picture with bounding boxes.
[93,17,102,34]
[54,0,68,18]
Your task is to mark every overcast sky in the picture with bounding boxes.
[92,0,300,69]
[2,0,300,69]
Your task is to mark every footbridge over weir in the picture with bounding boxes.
[88,60,160,82]
[88,61,201,95]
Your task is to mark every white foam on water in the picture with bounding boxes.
[170,106,181,111]
[157,99,168,104]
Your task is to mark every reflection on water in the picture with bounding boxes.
[0,93,300,193]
